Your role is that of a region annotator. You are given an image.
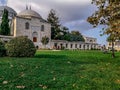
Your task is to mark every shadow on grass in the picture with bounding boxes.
[35,54,67,59]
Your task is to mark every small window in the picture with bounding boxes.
[41,25,44,31]
[83,45,85,49]
[87,45,89,49]
[25,22,29,29]
[87,45,89,47]
[60,44,63,48]
[79,44,81,48]
[54,43,57,47]
[66,44,68,48]
[71,44,73,48]
[75,44,77,48]
[90,40,93,42]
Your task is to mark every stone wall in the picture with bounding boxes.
[0,35,14,42]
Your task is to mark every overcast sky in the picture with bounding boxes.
[2,0,107,45]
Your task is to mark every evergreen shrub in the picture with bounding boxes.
[6,36,36,57]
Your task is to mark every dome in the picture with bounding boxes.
[0,6,17,17]
[18,9,42,19]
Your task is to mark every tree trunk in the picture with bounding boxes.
[111,40,115,58]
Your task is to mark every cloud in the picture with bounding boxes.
[7,0,95,22]
[64,20,93,32]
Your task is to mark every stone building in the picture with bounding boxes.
[0,6,51,48]
[51,37,101,50]
[0,5,101,50]
[13,7,51,48]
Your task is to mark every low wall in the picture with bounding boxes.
[0,35,14,42]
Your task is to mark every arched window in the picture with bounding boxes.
[32,32,38,42]
[41,25,44,31]
[25,22,29,29]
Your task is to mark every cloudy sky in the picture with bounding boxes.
[2,0,107,45]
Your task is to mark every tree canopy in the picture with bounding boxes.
[41,36,49,45]
[47,9,85,42]
[87,0,120,58]
[0,9,10,35]
[87,0,120,36]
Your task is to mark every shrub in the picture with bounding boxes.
[6,36,36,57]
[0,40,6,57]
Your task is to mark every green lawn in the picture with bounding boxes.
[0,50,120,90]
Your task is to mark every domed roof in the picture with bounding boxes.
[18,9,42,19]
[0,6,17,15]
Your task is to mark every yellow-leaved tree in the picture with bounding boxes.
[87,0,120,58]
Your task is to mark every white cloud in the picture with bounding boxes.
[53,0,91,4]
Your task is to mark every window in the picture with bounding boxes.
[87,45,89,49]
[66,44,68,48]
[90,40,93,43]
[41,25,44,31]
[25,22,29,29]
[79,44,81,48]
[83,45,85,49]
[60,44,63,48]
[54,43,57,47]
[75,44,77,48]
[71,44,73,48]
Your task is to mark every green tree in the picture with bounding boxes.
[41,36,49,48]
[47,9,69,40]
[70,31,85,42]
[87,0,120,58]
[47,9,61,39]
[0,9,10,35]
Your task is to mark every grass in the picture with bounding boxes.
[0,50,120,90]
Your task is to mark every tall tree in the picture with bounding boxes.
[87,0,120,58]
[47,9,61,39]
[70,31,85,42]
[0,9,10,35]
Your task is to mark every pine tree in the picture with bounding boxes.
[47,9,61,39]
[0,9,10,35]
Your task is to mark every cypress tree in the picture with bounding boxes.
[0,9,10,35]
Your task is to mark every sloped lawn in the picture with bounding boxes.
[0,50,120,90]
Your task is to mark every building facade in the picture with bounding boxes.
[0,5,101,50]
[51,40,101,50]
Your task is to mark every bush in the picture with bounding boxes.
[6,36,36,57]
[0,40,6,57]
